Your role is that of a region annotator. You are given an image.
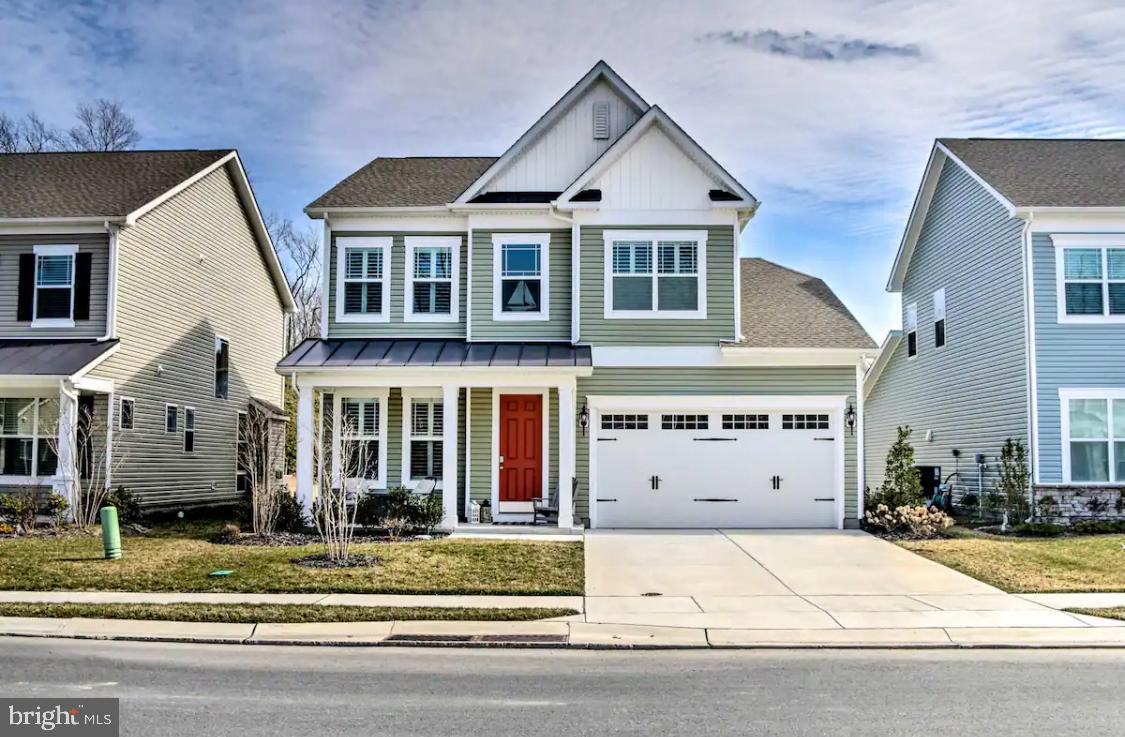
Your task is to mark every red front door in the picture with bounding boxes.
[499,394,543,503]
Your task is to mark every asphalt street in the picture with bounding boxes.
[1,637,1122,736]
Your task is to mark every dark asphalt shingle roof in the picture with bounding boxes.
[940,138,1125,208]
[0,339,118,376]
[0,150,231,219]
[739,258,875,349]
[279,339,592,369]
[307,157,498,209]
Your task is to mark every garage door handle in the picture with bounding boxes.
[814,498,834,502]
[814,437,834,441]
[694,498,737,502]
[693,437,737,442]
[597,437,617,442]
[597,498,617,502]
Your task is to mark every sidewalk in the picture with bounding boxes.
[1,590,1125,648]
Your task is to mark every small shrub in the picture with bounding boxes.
[0,490,38,532]
[411,493,444,535]
[868,427,924,511]
[382,515,411,541]
[354,492,387,529]
[1071,519,1125,535]
[1012,522,1065,537]
[212,523,242,544]
[103,486,143,525]
[364,487,445,537]
[40,492,69,528]
[274,491,308,533]
[864,503,953,539]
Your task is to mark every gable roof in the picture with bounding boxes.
[0,150,231,219]
[556,106,757,209]
[940,138,1125,209]
[306,156,497,211]
[454,61,649,204]
[738,258,874,349]
[862,330,902,398]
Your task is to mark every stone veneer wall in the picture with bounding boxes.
[1034,486,1125,525]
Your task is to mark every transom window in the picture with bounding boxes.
[723,414,769,430]
[601,414,649,430]
[407,398,444,480]
[1063,394,1125,483]
[661,414,709,430]
[341,396,382,483]
[0,397,58,477]
[782,414,829,430]
[165,404,178,433]
[493,233,549,320]
[406,237,459,322]
[604,230,707,319]
[336,237,390,323]
[34,246,76,322]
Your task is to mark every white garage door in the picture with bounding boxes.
[593,404,840,528]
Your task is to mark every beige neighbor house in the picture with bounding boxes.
[282,61,875,531]
[0,150,294,512]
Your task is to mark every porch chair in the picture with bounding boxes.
[533,477,579,527]
[414,477,438,495]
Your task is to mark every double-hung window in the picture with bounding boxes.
[404,395,443,483]
[603,230,707,318]
[336,237,390,323]
[493,233,549,320]
[1062,391,1125,483]
[405,236,459,322]
[1054,235,1125,322]
[933,288,946,348]
[339,395,384,487]
[0,397,58,477]
[183,408,196,453]
[33,244,77,326]
[119,398,135,430]
[214,337,229,400]
[905,303,918,357]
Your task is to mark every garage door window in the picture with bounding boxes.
[661,414,708,430]
[601,414,648,430]
[722,414,768,430]
[782,413,829,430]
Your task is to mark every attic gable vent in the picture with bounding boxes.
[592,101,610,139]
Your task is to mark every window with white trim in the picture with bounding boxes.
[1060,246,1125,318]
[34,245,76,323]
[408,398,443,479]
[604,230,707,318]
[336,237,390,323]
[184,408,196,453]
[214,337,229,400]
[341,397,381,482]
[165,404,178,433]
[406,237,459,321]
[493,233,549,320]
[1064,396,1125,483]
[933,288,946,348]
[119,398,135,430]
[905,303,918,357]
[0,397,58,477]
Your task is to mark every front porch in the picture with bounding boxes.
[287,342,593,531]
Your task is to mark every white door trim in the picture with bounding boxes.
[491,388,551,521]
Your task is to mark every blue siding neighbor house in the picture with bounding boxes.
[865,139,1125,524]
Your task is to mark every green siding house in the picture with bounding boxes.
[283,61,875,530]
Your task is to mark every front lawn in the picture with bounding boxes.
[899,531,1125,592]
[1067,607,1125,622]
[0,522,584,596]
[0,602,576,623]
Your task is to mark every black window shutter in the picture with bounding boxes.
[16,254,35,321]
[74,252,92,320]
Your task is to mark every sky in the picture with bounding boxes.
[3,0,1125,339]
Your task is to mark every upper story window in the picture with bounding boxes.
[493,233,550,321]
[335,236,391,324]
[603,230,707,319]
[905,303,918,358]
[20,244,83,329]
[214,337,229,399]
[933,288,946,348]
[1053,235,1125,323]
[1061,390,1125,483]
[405,236,460,323]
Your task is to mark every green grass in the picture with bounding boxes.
[898,530,1125,592]
[0,522,584,596]
[1066,607,1125,622]
[0,602,575,623]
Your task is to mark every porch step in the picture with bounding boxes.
[452,524,584,541]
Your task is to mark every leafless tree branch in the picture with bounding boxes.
[68,99,140,151]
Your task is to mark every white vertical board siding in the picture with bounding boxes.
[483,81,641,193]
[327,232,468,339]
[593,127,719,210]
[1033,232,1125,482]
[574,366,859,525]
[88,165,287,509]
[864,160,1028,500]
[0,233,109,338]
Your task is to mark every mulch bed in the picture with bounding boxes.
[290,553,383,569]
[216,531,442,547]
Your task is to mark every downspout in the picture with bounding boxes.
[320,216,332,339]
[1020,210,1038,520]
[100,221,120,341]
[547,206,578,344]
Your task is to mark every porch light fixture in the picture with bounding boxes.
[845,403,857,435]
[579,402,590,437]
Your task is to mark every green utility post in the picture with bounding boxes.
[100,506,122,560]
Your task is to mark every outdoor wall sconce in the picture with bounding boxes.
[579,402,590,437]
[845,403,857,435]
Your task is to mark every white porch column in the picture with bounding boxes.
[295,379,315,516]
[557,378,577,529]
[441,384,460,529]
[55,383,79,519]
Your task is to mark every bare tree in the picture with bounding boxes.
[0,113,19,153]
[237,405,287,536]
[47,399,129,530]
[68,99,140,151]
[267,215,323,350]
[21,113,64,153]
[313,415,365,563]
